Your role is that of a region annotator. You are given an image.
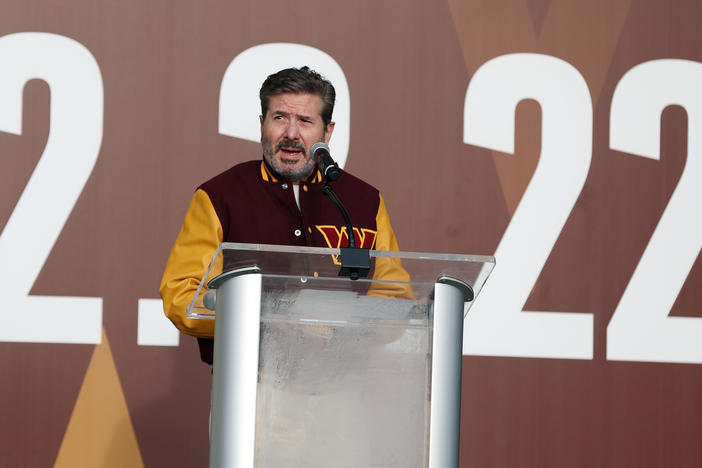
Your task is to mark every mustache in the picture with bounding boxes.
[276,139,306,153]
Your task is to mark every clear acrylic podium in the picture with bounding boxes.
[186,243,494,468]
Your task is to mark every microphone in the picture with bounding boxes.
[312,142,370,279]
[310,142,341,182]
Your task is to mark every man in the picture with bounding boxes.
[160,66,407,364]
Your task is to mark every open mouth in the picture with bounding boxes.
[280,147,303,156]
[276,141,306,161]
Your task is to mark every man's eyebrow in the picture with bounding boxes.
[270,109,316,121]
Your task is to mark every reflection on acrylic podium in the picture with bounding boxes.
[186,243,494,468]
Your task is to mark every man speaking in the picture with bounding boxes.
[160,66,407,363]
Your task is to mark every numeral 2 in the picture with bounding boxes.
[462,53,594,359]
[0,33,103,344]
[608,59,702,364]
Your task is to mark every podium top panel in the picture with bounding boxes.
[186,242,494,319]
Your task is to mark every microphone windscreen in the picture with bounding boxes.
[310,141,330,161]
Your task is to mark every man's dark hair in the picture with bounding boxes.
[259,66,336,128]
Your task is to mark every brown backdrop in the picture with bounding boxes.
[2,0,702,466]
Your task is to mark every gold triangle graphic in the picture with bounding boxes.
[54,328,144,468]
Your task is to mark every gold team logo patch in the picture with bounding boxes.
[316,225,377,265]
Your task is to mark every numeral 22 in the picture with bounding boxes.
[463,54,702,364]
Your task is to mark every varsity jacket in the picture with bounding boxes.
[160,160,410,355]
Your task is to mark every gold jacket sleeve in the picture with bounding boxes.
[159,189,221,338]
[369,194,416,300]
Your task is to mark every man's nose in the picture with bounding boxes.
[284,121,301,139]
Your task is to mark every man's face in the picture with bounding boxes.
[260,92,334,182]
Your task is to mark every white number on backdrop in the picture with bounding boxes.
[134,43,352,347]
[608,59,702,364]
[0,33,103,344]
[219,43,350,168]
[462,53,594,359]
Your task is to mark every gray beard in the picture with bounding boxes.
[262,150,316,182]
[262,139,317,182]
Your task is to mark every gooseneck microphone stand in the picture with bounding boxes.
[319,173,371,280]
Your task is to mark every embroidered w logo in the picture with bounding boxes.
[316,225,377,265]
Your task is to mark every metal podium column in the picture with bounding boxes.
[428,281,467,468]
[209,270,262,468]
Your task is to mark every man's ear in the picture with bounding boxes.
[323,121,335,143]
[259,115,263,125]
